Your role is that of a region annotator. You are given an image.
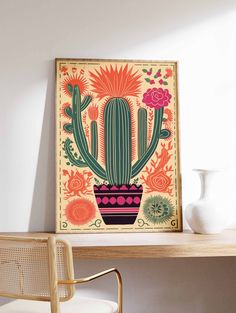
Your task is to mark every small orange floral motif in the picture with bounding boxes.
[165,68,173,78]
[88,104,98,121]
[60,66,68,75]
[63,169,93,199]
[140,142,173,195]
[162,108,173,140]
[65,198,96,225]
[62,74,88,97]
[163,108,173,129]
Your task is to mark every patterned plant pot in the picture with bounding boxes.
[94,184,143,225]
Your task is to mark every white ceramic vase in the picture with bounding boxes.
[185,169,228,234]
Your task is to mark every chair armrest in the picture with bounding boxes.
[58,268,122,313]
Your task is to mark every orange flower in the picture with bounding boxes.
[88,104,98,121]
[165,68,173,78]
[63,170,93,199]
[62,74,88,97]
[65,198,96,225]
[60,66,68,73]
[147,171,172,192]
[89,64,142,100]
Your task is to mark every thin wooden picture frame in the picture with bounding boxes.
[55,58,182,233]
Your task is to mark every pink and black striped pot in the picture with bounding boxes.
[93,184,143,225]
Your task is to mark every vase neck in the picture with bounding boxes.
[198,171,219,200]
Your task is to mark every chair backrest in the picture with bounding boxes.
[0,236,75,302]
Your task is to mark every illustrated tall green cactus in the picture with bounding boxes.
[63,83,171,185]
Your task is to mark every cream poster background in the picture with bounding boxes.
[56,59,182,233]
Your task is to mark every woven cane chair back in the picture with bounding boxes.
[0,236,75,302]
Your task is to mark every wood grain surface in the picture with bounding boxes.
[1,230,236,259]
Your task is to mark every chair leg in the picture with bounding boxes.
[48,236,60,313]
[50,299,60,313]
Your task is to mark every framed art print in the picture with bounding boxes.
[56,59,182,233]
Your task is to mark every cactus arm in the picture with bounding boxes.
[81,95,93,111]
[63,123,73,133]
[67,84,92,111]
[91,121,98,160]
[72,85,107,180]
[138,108,148,159]
[160,129,171,139]
[131,107,164,178]
[65,106,73,118]
[63,138,87,167]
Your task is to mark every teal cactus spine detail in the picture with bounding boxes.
[138,108,148,159]
[91,121,98,160]
[104,98,132,185]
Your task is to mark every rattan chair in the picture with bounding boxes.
[0,235,122,313]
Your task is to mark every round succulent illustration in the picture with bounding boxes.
[143,195,174,224]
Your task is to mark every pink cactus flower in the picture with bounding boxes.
[142,88,172,110]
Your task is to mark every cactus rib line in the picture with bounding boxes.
[104,98,131,185]
[138,108,148,159]
[91,121,98,160]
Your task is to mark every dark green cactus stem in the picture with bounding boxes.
[71,85,107,180]
[104,98,132,185]
[138,108,148,159]
[63,138,87,167]
[67,84,92,111]
[91,121,98,160]
[131,107,164,178]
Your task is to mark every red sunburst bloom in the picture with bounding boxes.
[65,198,96,225]
[89,64,142,100]
[62,74,88,97]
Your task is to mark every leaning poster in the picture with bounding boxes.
[56,59,182,233]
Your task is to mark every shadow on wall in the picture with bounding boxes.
[27,0,236,232]
[29,60,55,231]
[47,0,236,57]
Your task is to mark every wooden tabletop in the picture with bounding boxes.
[2,230,236,259]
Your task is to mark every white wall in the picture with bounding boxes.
[1,0,236,312]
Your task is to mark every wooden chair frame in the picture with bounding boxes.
[0,235,122,313]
